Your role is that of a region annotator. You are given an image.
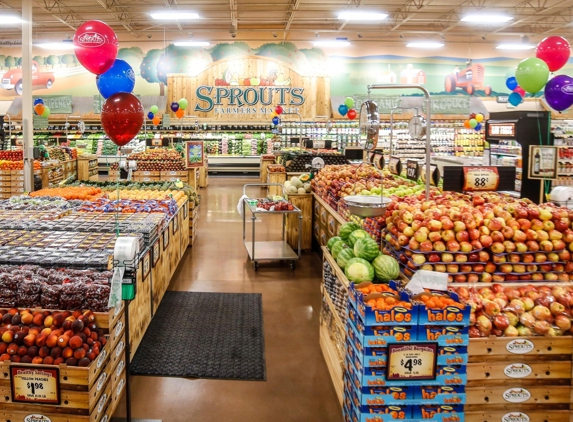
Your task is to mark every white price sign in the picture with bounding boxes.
[463,166,500,191]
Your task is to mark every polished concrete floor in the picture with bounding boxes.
[114,176,342,422]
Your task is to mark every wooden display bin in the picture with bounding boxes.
[285,193,312,251]
[198,165,208,188]
[260,157,275,183]
[267,171,286,197]
[77,155,97,182]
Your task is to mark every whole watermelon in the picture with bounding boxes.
[372,254,400,282]
[339,222,361,243]
[331,241,348,259]
[348,229,369,248]
[327,236,342,251]
[345,258,375,283]
[336,248,355,270]
[354,238,380,262]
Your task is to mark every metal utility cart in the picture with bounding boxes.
[242,183,302,270]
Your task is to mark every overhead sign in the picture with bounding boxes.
[354,95,481,115]
[32,95,72,114]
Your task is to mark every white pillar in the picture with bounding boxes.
[22,0,34,192]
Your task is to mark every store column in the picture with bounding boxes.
[22,0,34,192]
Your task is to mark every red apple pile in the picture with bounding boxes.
[382,192,573,283]
[0,308,106,366]
[451,284,573,338]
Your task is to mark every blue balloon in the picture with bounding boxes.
[147,112,155,120]
[272,116,280,125]
[508,92,523,107]
[170,102,179,112]
[33,98,44,106]
[506,76,518,91]
[474,123,482,131]
[338,104,348,116]
[96,59,135,99]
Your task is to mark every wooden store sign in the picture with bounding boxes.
[10,365,60,404]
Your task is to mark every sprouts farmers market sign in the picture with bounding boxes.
[194,86,305,115]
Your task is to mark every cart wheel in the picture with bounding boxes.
[254,261,259,271]
[290,261,296,270]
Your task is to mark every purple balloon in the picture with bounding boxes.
[170,102,179,112]
[544,74,573,112]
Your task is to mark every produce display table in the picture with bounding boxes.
[266,172,286,197]
[260,157,275,183]
[285,193,313,251]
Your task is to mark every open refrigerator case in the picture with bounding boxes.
[484,110,551,203]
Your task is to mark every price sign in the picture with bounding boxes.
[152,239,160,267]
[10,366,60,404]
[388,156,402,175]
[387,343,438,381]
[142,251,151,281]
[369,152,385,170]
[151,138,162,146]
[420,165,440,186]
[313,140,325,149]
[463,166,500,191]
[406,160,419,181]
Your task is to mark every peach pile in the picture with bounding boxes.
[0,308,106,366]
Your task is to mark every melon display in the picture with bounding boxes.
[327,236,342,251]
[303,182,311,193]
[300,174,311,182]
[372,254,400,282]
[331,241,347,259]
[336,248,355,269]
[286,185,298,194]
[291,177,302,188]
[348,229,369,248]
[339,222,361,243]
[345,258,375,283]
[297,188,306,194]
[354,237,380,262]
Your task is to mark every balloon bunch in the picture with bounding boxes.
[33,98,50,118]
[338,97,357,120]
[147,105,161,126]
[171,98,188,119]
[73,20,143,146]
[509,36,572,111]
[271,105,283,126]
[505,77,526,107]
[463,113,485,131]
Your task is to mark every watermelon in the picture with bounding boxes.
[345,258,375,283]
[348,229,369,247]
[327,236,342,251]
[336,248,355,270]
[331,241,348,259]
[339,222,361,243]
[354,238,380,262]
[372,254,400,282]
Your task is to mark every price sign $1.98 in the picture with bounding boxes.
[462,166,500,191]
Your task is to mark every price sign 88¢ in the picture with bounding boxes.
[463,166,500,191]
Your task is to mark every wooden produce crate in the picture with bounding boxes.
[260,157,275,183]
[285,193,312,251]
[133,171,159,177]
[133,176,160,182]
[465,336,573,421]
[267,171,286,197]
[198,165,208,188]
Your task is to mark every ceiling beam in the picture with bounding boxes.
[96,0,140,37]
[163,0,182,32]
[387,0,435,32]
[338,0,367,31]
[33,0,83,30]
[488,0,573,35]
[284,0,300,31]
[230,0,237,28]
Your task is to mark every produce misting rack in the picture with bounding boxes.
[242,183,302,270]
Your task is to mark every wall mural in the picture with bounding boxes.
[0,41,571,110]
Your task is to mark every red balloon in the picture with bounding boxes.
[513,86,526,97]
[536,36,571,72]
[347,109,357,120]
[73,20,118,75]
[101,93,144,146]
[275,105,283,115]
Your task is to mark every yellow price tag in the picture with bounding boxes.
[463,166,499,191]
[387,343,437,381]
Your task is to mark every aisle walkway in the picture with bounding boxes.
[116,177,342,422]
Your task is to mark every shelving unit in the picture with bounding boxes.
[552,120,573,188]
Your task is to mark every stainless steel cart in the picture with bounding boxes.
[242,183,302,270]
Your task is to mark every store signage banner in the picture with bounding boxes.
[353,95,481,115]
[32,95,72,114]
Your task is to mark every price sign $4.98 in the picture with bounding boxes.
[401,358,423,371]
[386,343,438,381]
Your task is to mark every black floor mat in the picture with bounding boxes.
[130,291,266,381]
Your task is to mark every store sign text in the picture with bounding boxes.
[194,86,305,114]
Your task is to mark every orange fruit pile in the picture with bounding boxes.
[358,284,397,295]
[30,186,103,200]
[418,293,464,309]
[366,296,413,310]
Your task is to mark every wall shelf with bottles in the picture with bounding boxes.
[551,120,573,188]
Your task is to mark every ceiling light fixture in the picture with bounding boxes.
[461,14,512,23]
[337,11,387,21]
[406,41,444,49]
[0,15,22,24]
[313,40,351,47]
[36,42,75,50]
[173,41,210,47]
[496,43,535,50]
[150,12,200,20]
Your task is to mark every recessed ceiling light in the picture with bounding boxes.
[337,12,388,21]
[173,41,210,47]
[313,40,351,47]
[496,43,535,50]
[0,15,22,24]
[461,14,512,23]
[36,42,75,50]
[150,12,200,20]
[406,41,444,49]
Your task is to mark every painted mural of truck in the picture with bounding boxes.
[0,60,55,95]
[445,63,492,96]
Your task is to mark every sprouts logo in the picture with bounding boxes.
[78,32,105,47]
[502,412,530,422]
[505,339,534,354]
[126,69,135,82]
[24,415,52,422]
[503,388,531,403]
[561,84,573,95]
[503,363,532,379]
